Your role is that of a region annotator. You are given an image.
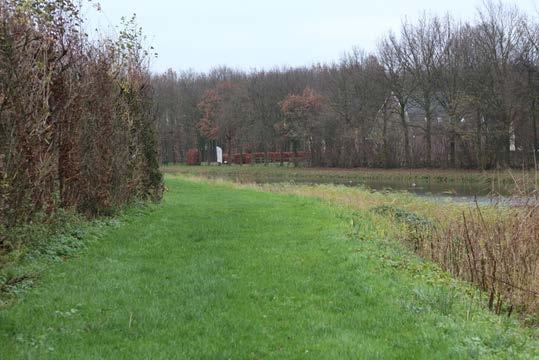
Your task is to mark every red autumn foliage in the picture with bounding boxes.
[196,81,239,141]
[196,87,220,140]
[186,149,200,165]
[276,87,326,143]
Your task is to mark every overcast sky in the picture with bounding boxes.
[83,0,538,73]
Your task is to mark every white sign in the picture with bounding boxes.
[216,146,223,164]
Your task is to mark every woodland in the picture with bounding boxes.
[154,1,538,169]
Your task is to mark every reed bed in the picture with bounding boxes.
[423,197,538,319]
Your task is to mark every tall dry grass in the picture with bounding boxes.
[424,197,538,318]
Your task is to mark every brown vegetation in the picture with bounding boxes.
[0,0,162,248]
[442,199,538,317]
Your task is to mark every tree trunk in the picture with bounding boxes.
[292,140,299,167]
[172,141,177,164]
[495,117,511,169]
[280,142,284,166]
[450,116,457,168]
[227,135,232,165]
[505,119,512,168]
[475,110,483,170]
[532,98,538,155]
[400,105,412,167]
[382,108,389,168]
[425,110,432,167]
[239,143,243,165]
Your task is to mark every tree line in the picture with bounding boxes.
[154,1,538,169]
[0,0,162,240]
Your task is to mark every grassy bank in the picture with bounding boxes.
[162,164,538,195]
[0,205,154,309]
[0,177,537,358]
[166,169,539,322]
[263,182,539,321]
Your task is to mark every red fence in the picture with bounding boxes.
[186,149,200,165]
[185,149,310,165]
[223,151,310,164]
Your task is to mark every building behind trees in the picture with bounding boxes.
[154,1,538,169]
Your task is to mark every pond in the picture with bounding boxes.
[354,179,501,204]
[166,165,537,205]
[293,178,534,205]
[199,173,507,203]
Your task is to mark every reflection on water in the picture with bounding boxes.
[342,179,491,196]
[204,173,532,204]
[357,180,500,204]
[190,172,538,205]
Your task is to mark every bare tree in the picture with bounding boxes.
[399,15,446,166]
[379,34,417,167]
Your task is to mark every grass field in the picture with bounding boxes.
[166,171,539,320]
[0,177,537,358]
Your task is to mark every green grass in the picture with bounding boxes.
[0,177,537,358]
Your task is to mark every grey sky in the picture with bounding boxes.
[84,0,538,73]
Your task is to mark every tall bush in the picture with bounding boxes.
[0,0,162,246]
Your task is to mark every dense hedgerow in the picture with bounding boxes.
[0,0,162,248]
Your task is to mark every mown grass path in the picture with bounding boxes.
[0,177,536,359]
